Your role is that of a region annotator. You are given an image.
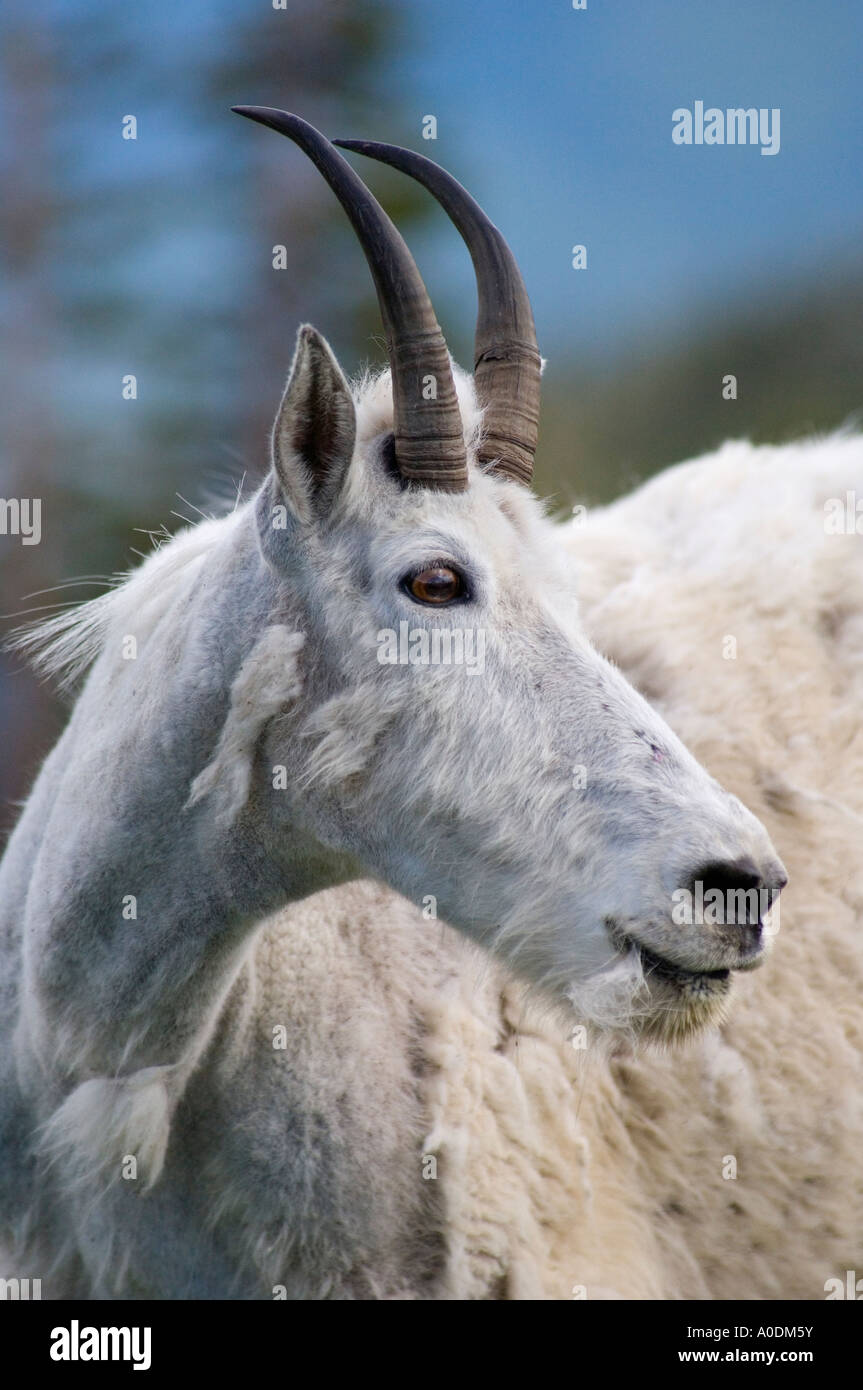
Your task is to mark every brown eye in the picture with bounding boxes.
[405,565,466,605]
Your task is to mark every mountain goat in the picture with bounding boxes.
[1,108,858,1300]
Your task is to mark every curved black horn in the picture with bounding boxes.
[334,138,541,487]
[232,107,467,492]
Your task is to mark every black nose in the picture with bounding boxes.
[687,857,786,928]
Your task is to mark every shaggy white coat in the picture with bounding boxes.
[2,368,861,1299]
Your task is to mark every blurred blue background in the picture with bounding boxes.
[1,0,862,820]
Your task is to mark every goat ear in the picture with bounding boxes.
[270,324,357,520]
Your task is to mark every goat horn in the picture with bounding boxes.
[232,107,468,492]
[335,139,540,487]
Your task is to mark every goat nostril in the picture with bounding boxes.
[693,858,763,896]
[688,858,765,928]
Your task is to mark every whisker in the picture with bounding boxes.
[175,493,213,523]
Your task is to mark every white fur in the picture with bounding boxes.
[3,360,849,1300]
[41,1068,174,1194]
[188,626,305,824]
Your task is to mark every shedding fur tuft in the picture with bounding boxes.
[40,1067,174,1195]
[187,625,305,824]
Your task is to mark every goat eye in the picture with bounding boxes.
[405,565,465,605]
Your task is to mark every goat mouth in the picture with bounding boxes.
[634,942,730,986]
[607,921,733,986]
